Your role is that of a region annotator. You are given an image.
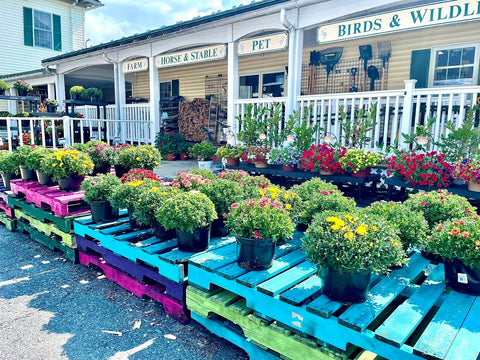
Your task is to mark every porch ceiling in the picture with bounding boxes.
[64,64,114,89]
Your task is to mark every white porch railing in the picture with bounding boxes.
[234,97,288,120]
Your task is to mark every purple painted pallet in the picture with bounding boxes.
[10,179,90,218]
[0,198,13,218]
[76,235,184,302]
[79,251,189,324]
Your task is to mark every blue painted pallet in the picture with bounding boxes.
[188,248,480,360]
[73,215,237,284]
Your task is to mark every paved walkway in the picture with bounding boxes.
[0,226,247,359]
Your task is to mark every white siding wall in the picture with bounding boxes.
[0,0,85,75]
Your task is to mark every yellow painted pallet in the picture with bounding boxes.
[15,208,76,248]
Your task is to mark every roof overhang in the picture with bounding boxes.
[58,0,103,10]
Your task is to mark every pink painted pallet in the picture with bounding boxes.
[0,198,13,218]
[10,179,90,218]
[79,251,189,324]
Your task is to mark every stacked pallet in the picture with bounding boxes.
[0,180,15,230]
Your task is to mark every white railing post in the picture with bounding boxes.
[400,79,417,149]
[62,116,72,148]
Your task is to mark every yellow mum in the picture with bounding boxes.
[285,204,291,210]
[356,225,367,236]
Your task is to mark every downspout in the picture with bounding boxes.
[103,53,121,122]
[280,8,297,119]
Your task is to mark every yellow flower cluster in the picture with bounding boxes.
[259,186,297,212]
[326,215,378,240]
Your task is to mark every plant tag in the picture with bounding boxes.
[458,273,468,284]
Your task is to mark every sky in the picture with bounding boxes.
[85,0,248,46]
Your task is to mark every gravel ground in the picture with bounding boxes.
[0,226,248,360]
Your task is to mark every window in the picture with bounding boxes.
[34,10,52,49]
[23,7,61,51]
[431,44,479,86]
[160,81,172,100]
[239,71,285,99]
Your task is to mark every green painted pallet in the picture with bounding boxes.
[7,194,85,233]
[16,220,78,263]
[0,212,16,231]
[15,209,76,248]
[187,286,382,360]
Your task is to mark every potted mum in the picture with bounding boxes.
[199,178,244,236]
[300,144,346,175]
[120,168,163,183]
[0,80,9,95]
[0,151,20,189]
[13,80,33,96]
[257,185,304,226]
[131,184,178,240]
[303,211,406,302]
[189,142,217,170]
[155,131,186,161]
[427,214,480,295]
[339,149,383,178]
[82,87,103,102]
[88,143,116,174]
[157,191,217,252]
[116,145,161,174]
[25,147,55,185]
[225,197,294,270]
[451,158,480,191]
[216,145,243,166]
[44,98,59,113]
[69,86,85,100]
[13,145,38,181]
[40,149,94,191]
[81,174,121,223]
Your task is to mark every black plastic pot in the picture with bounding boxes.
[296,222,308,232]
[128,208,148,230]
[176,224,211,252]
[92,164,112,175]
[212,218,229,237]
[236,236,276,271]
[90,200,118,223]
[58,174,84,191]
[19,165,35,181]
[153,220,176,241]
[114,164,130,178]
[0,172,16,190]
[320,268,372,303]
[421,250,443,264]
[36,170,53,186]
[445,259,480,296]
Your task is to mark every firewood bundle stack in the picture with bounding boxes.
[178,98,210,141]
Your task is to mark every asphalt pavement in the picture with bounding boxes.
[0,223,247,360]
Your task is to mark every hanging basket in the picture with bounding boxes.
[320,268,372,303]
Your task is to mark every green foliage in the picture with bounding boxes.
[225,197,294,241]
[403,190,476,229]
[303,211,406,274]
[188,142,217,160]
[155,131,187,155]
[132,184,177,226]
[171,172,212,190]
[0,151,20,175]
[435,105,480,162]
[157,191,218,233]
[12,145,36,167]
[25,147,55,170]
[401,116,436,152]
[215,145,244,160]
[256,185,304,224]
[110,178,161,210]
[199,178,244,216]
[88,143,117,167]
[339,149,383,172]
[82,87,103,100]
[363,201,428,250]
[81,174,121,203]
[117,145,161,170]
[188,168,216,180]
[69,86,84,95]
[299,190,357,226]
[0,80,9,91]
[339,103,377,149]
[40,149,94,180]
[290,105,318,151]
[290,178,338,202]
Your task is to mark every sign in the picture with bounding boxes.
[318,0,480,43]
[237,33,288,55]
[122,58,148,73]
[155,45,226,68]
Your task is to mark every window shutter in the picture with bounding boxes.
[23,7,33,47]
[172,79,179,97]
[53,14,62,51]
[409,49,431,88]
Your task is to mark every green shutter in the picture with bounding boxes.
[410,49,431,88]
[53,14,62,51]
[172,79,179,97]
[23,7,33,47]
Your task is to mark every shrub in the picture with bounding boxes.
[116,145,161,170]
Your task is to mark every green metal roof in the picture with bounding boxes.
[42,0,291,64]
[0,68,51,80]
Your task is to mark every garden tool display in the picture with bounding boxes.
[318,47,343,94]
[377,41,392,90]
[349,67,358,92]
[359,44,372,92]
[308,51,320,94]
[367,65,379,91]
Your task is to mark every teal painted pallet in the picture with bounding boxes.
[73,215,238,283]
[188,247,480,360]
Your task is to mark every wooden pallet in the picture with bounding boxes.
[0,212,16,231]
[76,235,185,302]
[0,198,13,218]
[9,179,90,217]
[187,286,382,360]
[79,251,189,324]
[74,215,239,284]
[0,178,9,203]
[15,209,76,248]
[188,247,480,360]
[16,220,78,263]
[7,195,84,233]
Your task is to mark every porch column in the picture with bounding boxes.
[47,83,55,99]
[55,73,66,112]
[292,28,304,112]
[7,88,17,114]
[149,56,160,144]
[285,28,297,118]
[118,66,126,121]
[113,62,120,120]
[400,79,417,149]
[227,41,238,138]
